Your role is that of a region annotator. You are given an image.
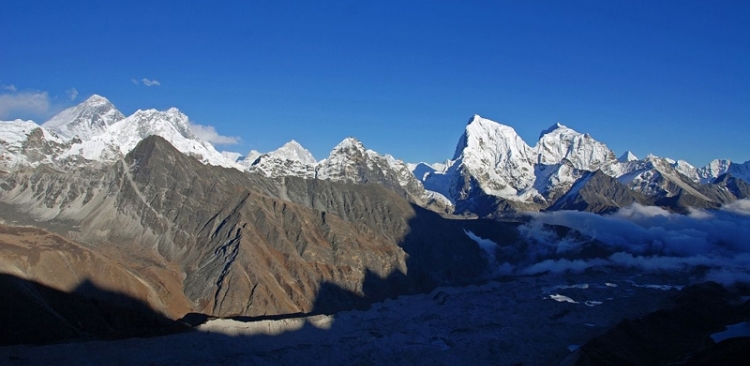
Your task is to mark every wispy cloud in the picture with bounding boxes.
[66,87,78,101]
[0,91,51,120]
[132,78,161,87]
[142,78,161,87]
[1,84,17,92]
[189,123,240,145]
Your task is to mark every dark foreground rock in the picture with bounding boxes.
[573,282,750,365]
[0,273,186,346]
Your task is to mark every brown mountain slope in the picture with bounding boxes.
[0,136,492,320]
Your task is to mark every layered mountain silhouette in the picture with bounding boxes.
[1,95,750,356]
[0,135,515,324]
[2,95,749,217]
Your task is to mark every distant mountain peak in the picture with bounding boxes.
[538,122,569,139]
[619,151,639,162]
[282,139,304,150]
[42,94,125,140]
[453,115,527,160]
[133,107,184,117]
[333,137,366,152]
[536,121,615,170]
[84,94,110,104]
[267,140,316,164]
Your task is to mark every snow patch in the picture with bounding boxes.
[549,294,577,303]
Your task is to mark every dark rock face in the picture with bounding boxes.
[652,174,738,213]
[0,136,492,320]
[450,171,539,218]
[0,273,182,346]
[683,337,750,365]
[574,282,750,365]
[549,170,652,213]
[713,173,750,199]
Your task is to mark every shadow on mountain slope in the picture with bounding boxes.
[4,207,750,365]
[307,202,527,315]
[6,278,750,365]
[0,196,517,348]
[0,273,187,346]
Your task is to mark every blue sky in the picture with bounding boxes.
[1,1,748,166]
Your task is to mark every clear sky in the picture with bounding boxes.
[1,1,748,167]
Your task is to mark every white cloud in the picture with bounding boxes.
[66,88,78,101]
[721,199,750,216]
[520,258,608,275]
[500,201,750,285]
[142,78,161,87]
[131,79,140,85]
[0,91,51,119]
[2,84,17,92]
[189,123,240,145]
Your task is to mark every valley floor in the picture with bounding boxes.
[0,270,693,365]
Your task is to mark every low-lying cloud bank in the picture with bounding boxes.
[490,200,750,285]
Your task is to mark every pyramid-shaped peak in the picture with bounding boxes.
[268,139,316,164]
[42,94,124,139]
[325,137,368,161]
[282,139,304,148]
[453,115,531,160]
[618,151,639,162]
[84,94,112,104]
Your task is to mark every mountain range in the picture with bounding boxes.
[2,95,748,216]
[2,94,750,364]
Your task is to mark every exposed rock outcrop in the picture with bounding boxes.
[0,136,491,320]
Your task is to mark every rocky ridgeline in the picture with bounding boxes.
[0,136,497,328]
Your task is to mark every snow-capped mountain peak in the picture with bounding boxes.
[535,122,615,170]
[538,122,568,139]
[456,115,533,162]
[699,159,731,179]
[1,119,44,146]
[242,150,262,165]
[448,115,537,200]
[333,137,366,153]
[644,153,660,162]
[267,140,316,164]
[48,104,239,169]
[619,151,639,162]
[241,140,317,178]
[42,94,124,140]
[690,159,750,184]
